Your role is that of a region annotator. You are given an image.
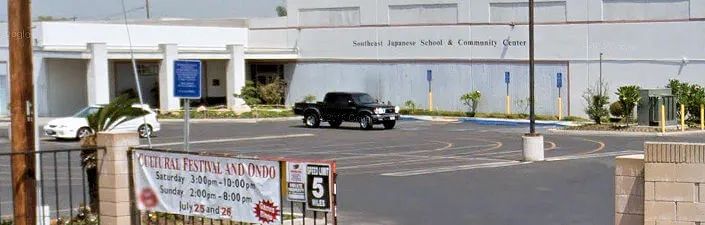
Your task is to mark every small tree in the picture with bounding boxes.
[276,5,287,17]
[235,80,261,106]
[81,94,149,213]
[617,85,641,124]
[583,87,609,124]
[404,100,417,112]
[515,97,530,116]
[460,90,481,117]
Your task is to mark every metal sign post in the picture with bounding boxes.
[174,60,202,151]
[557,73,563,120]
[505,72,511,115]
[427,70,433,111]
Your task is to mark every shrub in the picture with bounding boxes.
[667,79,705,123]
[302,94,317,103]
[584,87,610,124]
[515,97,530,115]
[617,85,641,124]
[258,77,286,105]
[609,101,625,118]
[235,80,261,106]
[460,90,482,116]
[403,100,417,111]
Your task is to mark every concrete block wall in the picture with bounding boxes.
[644,142,705,225]
[616,154,646,225]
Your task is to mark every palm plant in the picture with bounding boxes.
[80,94,149,213]
[617,85,641,125]
[460,90,482,117]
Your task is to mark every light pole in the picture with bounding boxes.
[522,0,544,161]
[528,0,536,135]
[145,0,151,19]
[599,52,603,94]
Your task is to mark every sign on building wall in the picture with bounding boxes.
[132,150,282,224]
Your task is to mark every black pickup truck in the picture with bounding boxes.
[293,92,400,130]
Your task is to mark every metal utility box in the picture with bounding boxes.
[637,88,677,126]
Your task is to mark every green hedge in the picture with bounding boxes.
[157,109,295,119]
[400,109,587,122]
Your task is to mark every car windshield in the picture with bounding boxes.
[73,107,100,118]
[352,94,376,104]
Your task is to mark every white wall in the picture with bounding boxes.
[205,60,227,97]
[37,22,248,49]
[281,0,705,28]
[45,59,87,117]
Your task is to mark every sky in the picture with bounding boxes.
[0,0,284,21]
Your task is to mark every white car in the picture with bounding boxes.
[43,104,161,139]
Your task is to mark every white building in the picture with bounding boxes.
[0,0,704,117]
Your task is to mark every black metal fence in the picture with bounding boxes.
[129,147,336,225]
[0,147,104,225]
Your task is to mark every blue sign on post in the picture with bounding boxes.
[174,60,202,99]
[427,70,432,81]
[505,72,510,84]
[557,72,563,88]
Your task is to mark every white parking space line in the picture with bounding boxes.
[142,133,315,147]
[381,161,530,177]
[280,142,442,157]
[544,150,643,161]
[330,141,455,160]
[339,155,511,170]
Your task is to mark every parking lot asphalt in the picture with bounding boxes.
[0,119,704,224]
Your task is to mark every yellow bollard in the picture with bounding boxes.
[428,92,433,111]
[661,104,666,133]
[506,96,511,115]
[680,104,685,132]
[558,97,563,120]
[700,104,705,130]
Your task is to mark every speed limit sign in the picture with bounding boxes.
[306,164,331,211]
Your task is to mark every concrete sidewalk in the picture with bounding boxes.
[401,115,576,127]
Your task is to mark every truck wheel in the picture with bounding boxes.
[383,121,396,129]
[359,114,373,130]
[304,113,321,128]
[329,120,342,128]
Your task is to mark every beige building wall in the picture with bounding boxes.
[615,154,645,225]
[644,142,705,225]
[615,142,705,225]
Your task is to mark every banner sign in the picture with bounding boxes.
[306,164,332,212]
[132,150,281,224]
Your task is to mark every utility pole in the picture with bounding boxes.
[146,0,151,19]
[8,0,37,224]
[528,0,536,135]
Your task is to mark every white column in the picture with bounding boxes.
[159,44,180,112]
[87,43,110,105]
[226,45,246,110]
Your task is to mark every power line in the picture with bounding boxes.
[76,6,146,20]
